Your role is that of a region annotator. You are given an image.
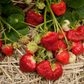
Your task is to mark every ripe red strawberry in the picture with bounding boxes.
[56,50,70,65]
[26,10,44,26]
[26,41,39,54]
[20,35,30,44]
[41,32,58,51]
[67,26,84,41]
[58,30,67,39]
[0,40,2,48]
[20,54,36,72]
[71,42,83,55]
[36,61,63,80]
[51,1,66,16]
[1,43,13,56]
[53,40,67,57]
[57,40,67,51]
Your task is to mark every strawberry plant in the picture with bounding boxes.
[1,0,84,82]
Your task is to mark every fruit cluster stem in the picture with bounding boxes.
[46,0,60,33]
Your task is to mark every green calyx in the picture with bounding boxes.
[51,64,57,71]
[27,41,38,51]
[34,34,41,44]
[36,2,45,10]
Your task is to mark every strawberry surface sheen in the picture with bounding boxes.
[56,51,70,65]
[71,42,83,55]
[20,54,36,72]
[51,1,66,16]
[36,61,63,80]
[41,32,58,51]
[67,26,84,41]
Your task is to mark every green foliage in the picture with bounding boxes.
[0,4,2,14]
[68,0,84,9]
[0,0,11,4]
[73,7,84,18]
[0,1,29,43]
[7,14,24,27]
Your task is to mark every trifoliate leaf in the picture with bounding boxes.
[68,0,84,9]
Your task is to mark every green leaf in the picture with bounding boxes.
[2,30,18,42]
[3,7,25,17]
[68,0,84,9]
[13,22,28,30]
[57,10,73,23]
[13,26,29,37]
[72,11,80,20]
[2,2,15,16]
[17,26,29,35]
[74,7,84,18]
[7,14,24,29]
[0,4,2,14]
[0,0,11,3]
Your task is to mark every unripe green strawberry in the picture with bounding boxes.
[36,2,45,10]
[34,34,41,44]
[46,51,53,58]
[13,42,21,49]
[24,0,32,5]
[26,41,39,54]
[20,35,30,44]
[69,52,76,64]
[62,20,70,31]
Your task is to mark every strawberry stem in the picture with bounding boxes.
[46,0,60,33]
[0,20,13,44]
[58,23,69,50]
[35,19,53,32]
[44,7,48,31]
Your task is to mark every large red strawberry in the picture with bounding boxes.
[56,50,70,65]
[26,41,39,54]
[36,61,63,80]
[41,32,58,51]
[71,42,83,55]
[51,1,66,16]
[1,43,13,56]
[67,26,84,41]
[26,10,44,26]
[0,40,2,49]
[20,54,36,72]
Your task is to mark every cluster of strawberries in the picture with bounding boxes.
[19,24,84,80]
[1,0,84,81]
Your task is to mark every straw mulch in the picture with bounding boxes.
[0,0,84,84]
